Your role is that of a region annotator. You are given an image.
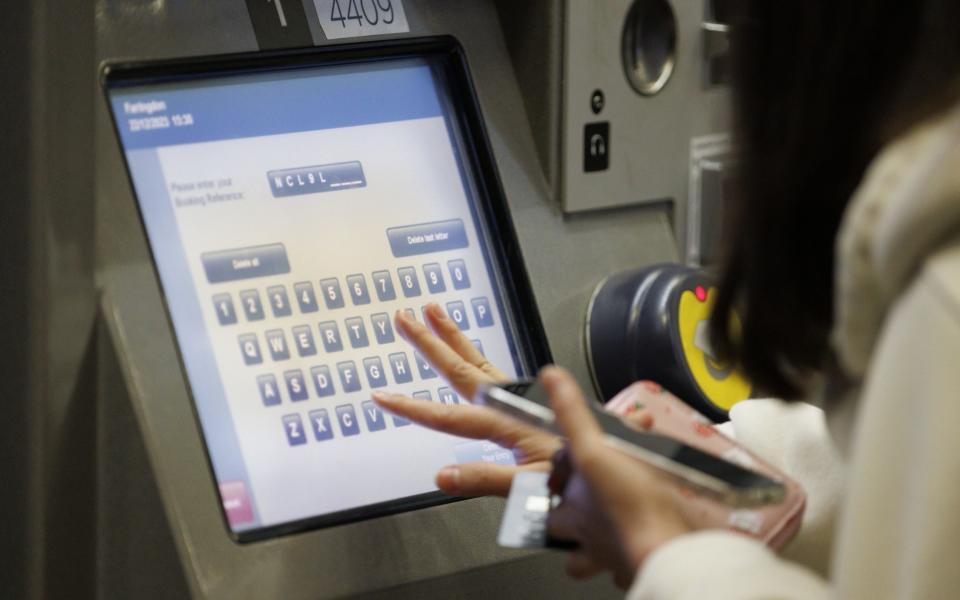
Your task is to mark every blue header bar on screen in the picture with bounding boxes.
[109,60,443,151]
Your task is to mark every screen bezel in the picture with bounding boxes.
[101,37,552,543]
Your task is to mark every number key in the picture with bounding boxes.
[422,263,446,294]
[267,285,292,317]
[397,267,421,297]
[346,274,371,305]
[447,259,471,290]
[319,278,345,309]
[371,270,397,301]
[294,281,319,313]
[212,293,237,325]
[239,289,265,321]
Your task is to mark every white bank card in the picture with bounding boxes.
[497,471,555,549]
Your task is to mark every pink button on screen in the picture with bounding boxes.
[219,480,254,526]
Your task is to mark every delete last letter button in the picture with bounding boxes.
[387,219,469,258]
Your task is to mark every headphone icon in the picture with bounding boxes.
[590,133,606,157]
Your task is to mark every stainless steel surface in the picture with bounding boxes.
[90,0,677,597]
[561,0,731,254]
[493,0,565,195]
[701,0,732,87]
[1,0,693,595]
[95,0,257,60]
[0,3,34,598]
[621,0,678,96]
[686,134,731,266]
[0,0,698,597]
[13,2,99,599]
[97,323,191,599]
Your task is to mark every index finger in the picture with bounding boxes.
[394,309,493,399]
[423,303,506,380]
[373,391,544,448]
[540,366,605,457]
[541,367,663,533]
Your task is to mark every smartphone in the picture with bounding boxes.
[476,380,786,507]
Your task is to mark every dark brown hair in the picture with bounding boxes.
[709,0,960,398]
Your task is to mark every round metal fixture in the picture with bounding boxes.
[591,89,605,114]
[622,0,678,96]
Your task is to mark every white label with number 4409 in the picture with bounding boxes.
[314,0,410,40]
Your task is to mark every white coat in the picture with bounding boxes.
[629,100,960,599]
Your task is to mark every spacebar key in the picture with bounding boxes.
[201,243,291,284]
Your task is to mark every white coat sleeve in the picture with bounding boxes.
[628,530,829,600]
[624,398,836,600]
[628,265,960,600]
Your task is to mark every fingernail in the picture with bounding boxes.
[429,303,448,319]
[437,466,461,493]
[540,365,561,380]
[372,391,396,404]
[396,310,415,329]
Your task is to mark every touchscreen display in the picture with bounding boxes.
[107,54,532,538]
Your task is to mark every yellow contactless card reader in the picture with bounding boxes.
[585,264,752,421]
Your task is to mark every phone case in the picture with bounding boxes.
[604,382,806,550]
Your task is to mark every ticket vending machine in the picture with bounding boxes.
[13,1,729,598]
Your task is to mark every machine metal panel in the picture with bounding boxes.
[96,0,258,59]
[100,39,553,541]
[560,0,730,228]
[91,0,681,597]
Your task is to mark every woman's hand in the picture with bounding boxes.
[372,302,685,587]
[542,367,692,588]
[372,304,561,496]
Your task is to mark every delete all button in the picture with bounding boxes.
[387,219,469,257]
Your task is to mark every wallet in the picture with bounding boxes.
[601,382,806,550]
